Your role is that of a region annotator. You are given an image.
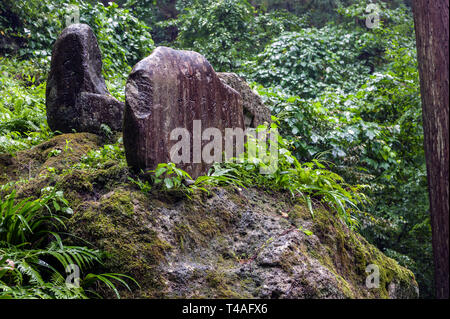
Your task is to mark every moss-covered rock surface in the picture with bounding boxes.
[1,133,419,298]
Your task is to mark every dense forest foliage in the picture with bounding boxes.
[0,0,433,298]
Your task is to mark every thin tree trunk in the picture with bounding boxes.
[412,0,449,299]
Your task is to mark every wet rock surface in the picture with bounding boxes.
[69,185,419,299]
[218,72,271,128]
[123,47,245,179]
[1,133,419,299]
[46,24,124,134]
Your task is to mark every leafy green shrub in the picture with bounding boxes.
[1,0,154,153]
[121,0,180,44]
[129,162,237,198]
[253,8,306,41]
[245,26,374,98]
[78,138,126,169]
[0,57,52,154]
[250,0,358,27]
[166,0,257,71]
[0,187,138,299]
[166,0,303,71]
[0,0,154,76]
[256,69,421,182]
[77,0,155,76]
[210,121,367,228]
[133,121,367,228]
[246,3,431,296]
[148,162,192,190]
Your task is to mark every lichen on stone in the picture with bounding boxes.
[0,133,419,299]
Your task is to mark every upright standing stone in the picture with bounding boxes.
[218,72,271,128]
[46,24,124,134]
[123,47,245,179]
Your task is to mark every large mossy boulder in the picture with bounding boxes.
[1,133,419,299]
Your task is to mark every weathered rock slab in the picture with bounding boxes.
[66,183,419,299]
[123,46,244,179]
[218,72,271,128]
[46,23,124,134]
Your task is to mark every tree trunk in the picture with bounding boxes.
[412,0,449,299]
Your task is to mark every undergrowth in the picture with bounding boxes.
[130,120,367,229]
[0,186,138,299]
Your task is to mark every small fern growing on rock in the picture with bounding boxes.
[0,187,138,299]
